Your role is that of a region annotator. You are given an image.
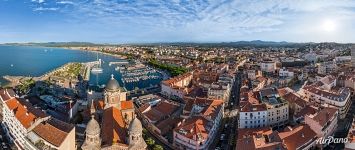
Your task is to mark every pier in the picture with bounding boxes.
[109,61,129,66]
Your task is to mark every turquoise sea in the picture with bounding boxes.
[0,45,161,90]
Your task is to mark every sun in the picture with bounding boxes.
[322,20,336,32]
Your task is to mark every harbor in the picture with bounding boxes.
[116,62,163,84]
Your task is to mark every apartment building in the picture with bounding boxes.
[300,75,352,119]
[161,72,193,99]
[173,98,224,150]
[0,88,75,150]
[305,107,338,148]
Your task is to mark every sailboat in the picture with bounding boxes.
[91,52,103,73]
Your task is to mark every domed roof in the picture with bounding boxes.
[129,117,143,134]
[86,116,100,135]
[106,74,120,91]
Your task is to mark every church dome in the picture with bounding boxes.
[106,74,120,91]
[129,117,143,134]
[86,116,100,135]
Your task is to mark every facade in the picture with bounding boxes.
[259,88,289,129]
[238,102,268,128]
[207,82,231,102]
[260,60,276,73]
[301,75,352,119]
[238,88,289,129]
[161,72,193,99]
[173,98,224,150]
[246,69,262,80]
[279,67,294,78]
[305,107,338,148]
[317,61,337,75]
[0,88,75,150]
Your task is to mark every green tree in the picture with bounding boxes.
[145,137,155,146]
[153,145,164,150]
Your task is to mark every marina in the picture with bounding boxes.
[117,62,163,84]
[0,46,163,90]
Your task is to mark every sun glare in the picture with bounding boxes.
[322,20,336,32]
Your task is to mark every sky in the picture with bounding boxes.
[0,0,354,44]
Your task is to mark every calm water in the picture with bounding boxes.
[0,45,161,90]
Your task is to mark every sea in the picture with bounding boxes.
[0,45,161,90]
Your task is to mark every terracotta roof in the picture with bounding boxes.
[281,92,307,107]
[153,101,178,115]
[101,107,127,146]
[308,107,338,127]
[32,118,74,147]
[278,125,317,150]
[174,116,210,141]
[138,103,150,113]
[240,102,267,112]
[5,98,47,129]
[142,100,179,123]
[162,72,193,86]
[294,105,317,118]
[236,127,285,150]
[121,101,134,110]
[144,109,163,122]
[156,117,182,135]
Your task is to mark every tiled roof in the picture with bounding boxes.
[236,127,285,150]
[174,116,210,141]
[308,107,338,127]
[32,118,74,147]
[5,98,47,129]
[294,105,317,118]
[281,92,307,107]
[240,102,267,112]
[278,125,317,150]
[101,107,127,146]
[121,101,134,110]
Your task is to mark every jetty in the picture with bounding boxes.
[109,61,129,66]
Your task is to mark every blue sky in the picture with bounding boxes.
[0,0,354,43]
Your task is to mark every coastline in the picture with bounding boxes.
[2,62,95,87]
[60,46,128,60]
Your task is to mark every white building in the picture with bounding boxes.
[305,107,338,148]
[300,76,352,119]
[207,82,231,102]
[260,61,276,73]
[317,61,337,75]
[279,67,294,78]
[238,103,268,128]
[259,88,289,129]
[0,89,76,150]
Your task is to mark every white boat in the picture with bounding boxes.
[91,52,103,73]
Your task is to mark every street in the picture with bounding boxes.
[215,71,243,150]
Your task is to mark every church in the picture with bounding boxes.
[81,75,147,150]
